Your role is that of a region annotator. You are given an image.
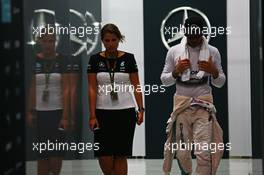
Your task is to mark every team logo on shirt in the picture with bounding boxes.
[99,61,106,68]
[120,61,125,72]
[191,70,199,75]
[35,62,42,73]
[67,64,72,71]
[36,62,42,68]
[73,64,79,71]
[120,61,125,67]
[135,63,138,69]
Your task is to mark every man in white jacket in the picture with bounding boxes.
[161,16,226,175]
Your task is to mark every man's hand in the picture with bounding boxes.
[198,56,219,79]
[172,58,191,78]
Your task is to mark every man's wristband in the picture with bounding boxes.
[172,70,179,79]
[212,70,219,79]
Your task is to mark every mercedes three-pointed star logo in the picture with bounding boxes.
[160,6,211,50]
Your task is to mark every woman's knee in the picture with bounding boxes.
[99,156,114,174]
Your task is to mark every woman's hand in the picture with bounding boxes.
[136,111,144,125]
[89,117,100,131]
[26,112,35,127]
[58,118,69,131]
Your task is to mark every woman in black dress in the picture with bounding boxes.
[87,23,144,175]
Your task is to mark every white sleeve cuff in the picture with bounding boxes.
[161,72,176,87]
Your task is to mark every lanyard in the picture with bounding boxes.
[44,61,55,89]
[106,59,117,86]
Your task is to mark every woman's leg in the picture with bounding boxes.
[49,157,63,175]
[37,159,49,175]
[99,156,114,175]
[113,156,127,175]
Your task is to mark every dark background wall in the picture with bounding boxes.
[1,0,25,174]
[250,0,264,173]
[250,0,264,161]
[143,0,229,158]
